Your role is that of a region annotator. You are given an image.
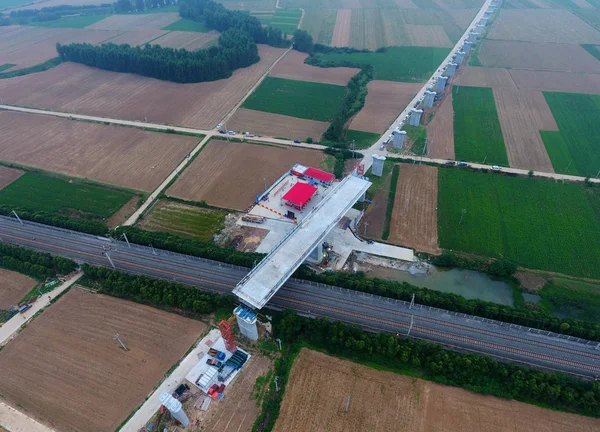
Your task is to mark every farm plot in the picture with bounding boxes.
[0,288,205,432]
[349,80,422,134]
[102,29,168,46]
[227,108,329,140]
[426,89,455,159]
[299,8,336,45]
[478,40,600,74]
[0,165,23,190]
[508,69,600,94]
[438,169,600,278]
[270,50,359,86]
[150,30,220,50]
[163,18,211,33]
[0,111,199,192]
[388,164,440,254]
[543,92,600,177]
[0,269,36,310]
[493,88,556,172]
[253,8,301,34]
[453,86,508,166]
[455,66,518,89]
[137,200,228,242]
[86,13,180,30]
[0,26,118,69]
[0,45,286,129]
[275,349,600,432]
[243,77,346,121]
[348,8,385,50]
[486,9,600,44]
[331,9,351,47]
[167,140,325,210]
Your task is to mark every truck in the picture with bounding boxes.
[208,348,226,360]
[206,359,224,368]
[244,131,255,137]
[242,215,266,224]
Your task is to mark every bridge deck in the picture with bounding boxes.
[233,175,371,309]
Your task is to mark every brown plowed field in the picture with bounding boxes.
[361,172,391,239]
[494,89,555,173]
[508,69,600,94]
[403,24,453,48]
[0,288,205,432]
[102,29,168,46]
[455,66,518,89]
[0,269,36,310]
[0,26,118,69]
[167,140,325,210]
[0,45,285,129]
[0,111,199,192]
[227,108,329,141]
[388,164,440,254]
[270,50,358,86]
[349,80,422,134]
[0,166,23,191]
[445,8,477,28]
[426,90,455,159]
[86,13,180,30]
[478,40,600,74]
[331,9,352,47]
[276,349,600,432]
[151,30,220,50]
[487,9,600,44]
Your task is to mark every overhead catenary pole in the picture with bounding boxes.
[407,315,414,336]
[121,233,131,248]
[410,293,415,309]
[11,210,23,225]
[459,208,467,224]
[104,252,116,269]
[276,338,282,351]
[150,244,157,256]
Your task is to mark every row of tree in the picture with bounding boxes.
[0,243,77,280]
[273,311,600,418]
[0,206,107,235]
[114,0,175,13]
[179,0,289,48]
[82,265,235,314]
[56,28,259,83]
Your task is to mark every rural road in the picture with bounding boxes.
[3,216,600,379]
[0,401,56,432]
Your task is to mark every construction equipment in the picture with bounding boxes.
[242,215,266,224]
[208,348,226,361]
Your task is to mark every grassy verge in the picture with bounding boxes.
[582,44,600,62]
[346,130,380,150]
[243,77,346,121]
[163,18,209,32]
[538,277,600,322]
[364,159,395,201]
[438,169,600,278]
[453,86,508,166]
[403,125,427,155]
[0,57,62,79]
[0,64,16,72]
[382,165,399,240]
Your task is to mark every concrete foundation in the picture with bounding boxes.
[435,75,448,92]
[371,155,386,176]
[446,62,458,77]
[423,90,436,108]
[392,129,407,149]
[307,243,325,263]
[409,108,423,126]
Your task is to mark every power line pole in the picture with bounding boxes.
[104,252,116,269]
[121,233,131,248]
[459,208,467,224]
[113,333,128,351]
[409,293,415,309]
[10,210,23,225]
[150,244,157,256]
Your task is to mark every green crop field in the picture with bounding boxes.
[538,277,600,322]
[0,64,15,72]
[438,169,600,278]
[243,77,346,121]
[543,92,600,177]
[29,15,109,28]
[163,18,210,32]
[453,86,508,166]
[581,44,600,62]
[346,130,380,150]
[253,8,300,35]
[0,172,133,217]
[139,200,226,242]
[300,8,336,45]
[312,47,449,82]
[540,130,579,175]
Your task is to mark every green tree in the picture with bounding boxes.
[292,29,313,54]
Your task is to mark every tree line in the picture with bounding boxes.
[114,0,175,13]
[57,28,259,83]
[272,311,600,419]
[179,0,289,48]
[0,206,108,235]
[0,243,77,280]
[82,264,235,314]
[3,4,113,26]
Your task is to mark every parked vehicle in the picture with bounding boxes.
[445,161,456,166]
[227,130,236,135]
[293,139,301,143]
[244,132,254,137]
[491,165,501,171]
[206,359,223,368]
[208,348,226,360]
[457,161,468,167]
[218,129,227,134]
[18,304,32,313]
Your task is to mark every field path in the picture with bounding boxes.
[0,401,57,432]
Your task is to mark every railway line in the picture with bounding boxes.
[2,216,600,378]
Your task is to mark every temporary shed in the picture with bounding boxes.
[282,182,317,210]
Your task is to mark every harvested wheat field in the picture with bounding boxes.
[349,80,422,134]
[275,349,600,432]
[445,7,478,28]
[494,88,556,172]
[270,50,359,86]
[331,9,352,47]
[508,69,600,94]
[388,164,440,254]
[402,24,453,48]
[487,9,600,44]
[0,45,285,129]
[0,111,199,192]
[478,40,600,74]
[455,66,518,89]
[0,288,205,432]
[151,30,220,50]
[0,166,23,191]
[426,90,454,159]
[0,26,118,69]
[227,108,329,140]
[0,269,36,310]
[86,13,180,30]
[167,140,325,210]
[103,29,168,46]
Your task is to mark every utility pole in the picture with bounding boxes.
[10,210,23,225]
[363,221,369,235]
[459,209,467,224]
[113,333,128,351]
[276,338,282,351]
[345,396,351,412]
[565,160,572,172]
[104,252,116,269]
[409,293,415,309]
[150,244,157,256]
[407,315,414,336]
[483,155,488,164]
[121,233,131,248]
[274,376,279,392]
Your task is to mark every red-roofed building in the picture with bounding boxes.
[304,167,335,186]
[282,182,317,210]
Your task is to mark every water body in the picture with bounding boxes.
[367,265,516,306]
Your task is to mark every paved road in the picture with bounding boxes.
[2,216,599,378]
